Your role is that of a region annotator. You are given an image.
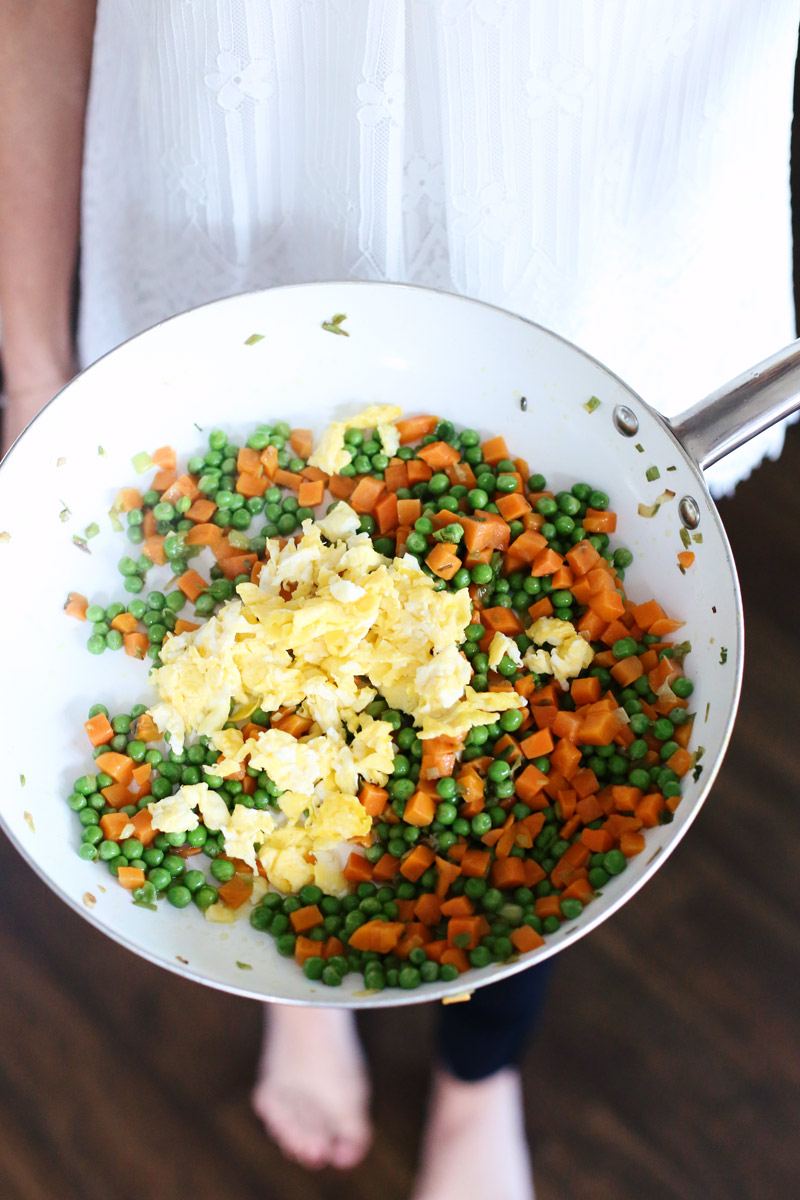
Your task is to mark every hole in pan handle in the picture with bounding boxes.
[667,337,800,472]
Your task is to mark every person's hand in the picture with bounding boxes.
[1,372,72,457]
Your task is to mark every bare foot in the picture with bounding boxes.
[252,1005,372,1169]
[411,1067,535,1200]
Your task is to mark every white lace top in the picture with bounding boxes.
[80,0,800,494]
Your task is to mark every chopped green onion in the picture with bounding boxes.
[244,333,264,345]
[719,647,728,664]
[98,445,107,456]
[108,507,124,533]
[85,522,100,539]
[322,312,349,336]
[59,501,71,523]
[583,396,601,413]
[640,489,675,518]
[131,451,154,474]
[19,774,25,787]
[72,535,91,553]
[646,466,660,481]
[236,961,253,969]
[692,533,703,543]
[670,640,692,664]
[680,527,691,549]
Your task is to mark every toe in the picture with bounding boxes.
[329,1123,372,1169]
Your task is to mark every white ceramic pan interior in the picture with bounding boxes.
[0,282,761,1005]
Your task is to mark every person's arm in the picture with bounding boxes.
[0,0,97,452]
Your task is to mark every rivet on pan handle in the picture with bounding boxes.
[667,338,800,471]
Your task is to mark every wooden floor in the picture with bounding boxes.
[1,423,799,1200]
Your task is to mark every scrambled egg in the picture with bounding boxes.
[487,632,524,671]
[150,509,523,753]
[523,617,595,689]
[146,407,525,894]
[148,782,276,868]
[307,404,403,476]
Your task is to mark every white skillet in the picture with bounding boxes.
[1,282,798,1006]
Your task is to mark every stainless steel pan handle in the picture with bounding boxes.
[667,338,800,470]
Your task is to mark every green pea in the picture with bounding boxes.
[467,488,489,511]
[298,956,325,981]
[499,709,524,733]
[398,966,421,989]
[435,801,458,826]
[482,887,503,912]
[85,631,107,654]
[278,931,299,960]
[488,759,510,783]
[163,884,191,908]
[162,854,185,877]
[495,473,517,494]
[603,849,627,875]
[147,867,171,891]
[406,531,429,555]
[211,858,235,883]
[432,775,456,800]
[392,778,415,803]
[179,869,205,894]
[470,812,491,837]
[560,897,584,921]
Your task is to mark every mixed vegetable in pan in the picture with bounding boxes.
[65,407,697,990]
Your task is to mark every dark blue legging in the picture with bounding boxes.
[436,961,554,1082]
